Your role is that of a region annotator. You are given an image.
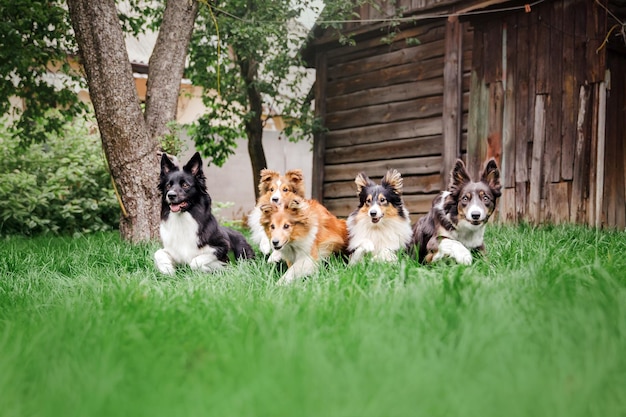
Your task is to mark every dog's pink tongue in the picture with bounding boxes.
[170,203,182,213]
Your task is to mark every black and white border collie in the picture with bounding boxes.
[154,152,255,275]
[346,169,413,265]
[411,158,501,265]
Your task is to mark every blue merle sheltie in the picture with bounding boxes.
[411,158,501,265]
[154,152,255,274]
[346,169,413,265]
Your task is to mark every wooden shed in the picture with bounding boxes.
[304,0,626,229]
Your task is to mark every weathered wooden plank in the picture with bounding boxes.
[326,59,444,98]
[585,0,605,83]
[544,182,569,224]
[326,118,442,149]
[324,194,436,219]
[467,72,489,179]
[529,94,546,224]
[483,20,502,84]
[487,81,504,164]
[514,10,529,183]
[323,173,443,199]
[515,181,527,220]
[326,95,443,130]
[502,17,516,188]
[312,52,327,201]
[588,83,600,225]
[325,136,441,165]
[570,84,590,223]
[498,187,516,223]
[442,16,463,186]
[327,79,443,113]
[604,54,626,229]
[328,40,445,81]
[560,0,577,181]
[595,81,607,228]
[325,22,446,62]
[544,0,563,184]
[324,156,442,182]
[534,2,550,94]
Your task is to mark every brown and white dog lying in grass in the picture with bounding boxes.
[259,196,348,285]
[247,169,305,261]
[346,169,412,265]
[411,158,501,265]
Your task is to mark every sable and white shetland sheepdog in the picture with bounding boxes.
[154,152,255,275]
[346,169,412,265]
[411,158,501,265]
[247,169,306,259]
[259,196,348,285]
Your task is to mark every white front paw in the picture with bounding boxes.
[259,236,272,255]
[349,247,366,266]
[267,250,282,263]
[435,239,472,265]
[154,249,176,275]
[373,249,397,263]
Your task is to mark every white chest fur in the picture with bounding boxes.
[160,212,205,264]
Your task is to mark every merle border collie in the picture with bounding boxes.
[154,152,254,275]
[411,158,501,265]
[346,169,413,265]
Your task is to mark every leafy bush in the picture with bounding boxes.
[0,119,119,236]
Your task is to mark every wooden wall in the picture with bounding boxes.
[467,0,625,228]
[314,20,473,220]
[310,0,626,228]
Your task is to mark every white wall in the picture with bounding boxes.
[179,131,313,221]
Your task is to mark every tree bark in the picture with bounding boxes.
[240,58,268,201]
[145,1,199,141]
[67,0,199,242]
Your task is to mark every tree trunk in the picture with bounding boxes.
[240,58,268,201]
[145,1,199,141]
[67,0,199,242]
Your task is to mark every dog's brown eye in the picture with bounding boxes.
[181,182,190,189]
[379,197,386,204]
[483,195,490,202]
[282,187,288,192]
[270,224,275,230]
[462,195,469,202]
[283,224,290,229]
[270,187,275,192]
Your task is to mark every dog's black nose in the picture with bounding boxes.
[471,212,481,220]
[271,197,279,203]
[272,239,280,247]
[167,191,177,200]
[369,210,377,217]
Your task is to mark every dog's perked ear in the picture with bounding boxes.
[481,158,502,198]
[160,152,179,175]
[259,169,279,194]
[354,172,373,195]
[183,152,204,177]
[286,197,308,214]
[285,169,305,196]
[382,169,403,195]
[449,159,471,194]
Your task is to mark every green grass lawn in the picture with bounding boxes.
[0,225,625,417]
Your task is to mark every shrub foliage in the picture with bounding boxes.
[0,119,119,236]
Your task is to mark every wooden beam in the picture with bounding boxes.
[442,16,463,184]
[571,84,590,223]
[529,94,546,224]
[312,52,327,201]
[595,81,607,227]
